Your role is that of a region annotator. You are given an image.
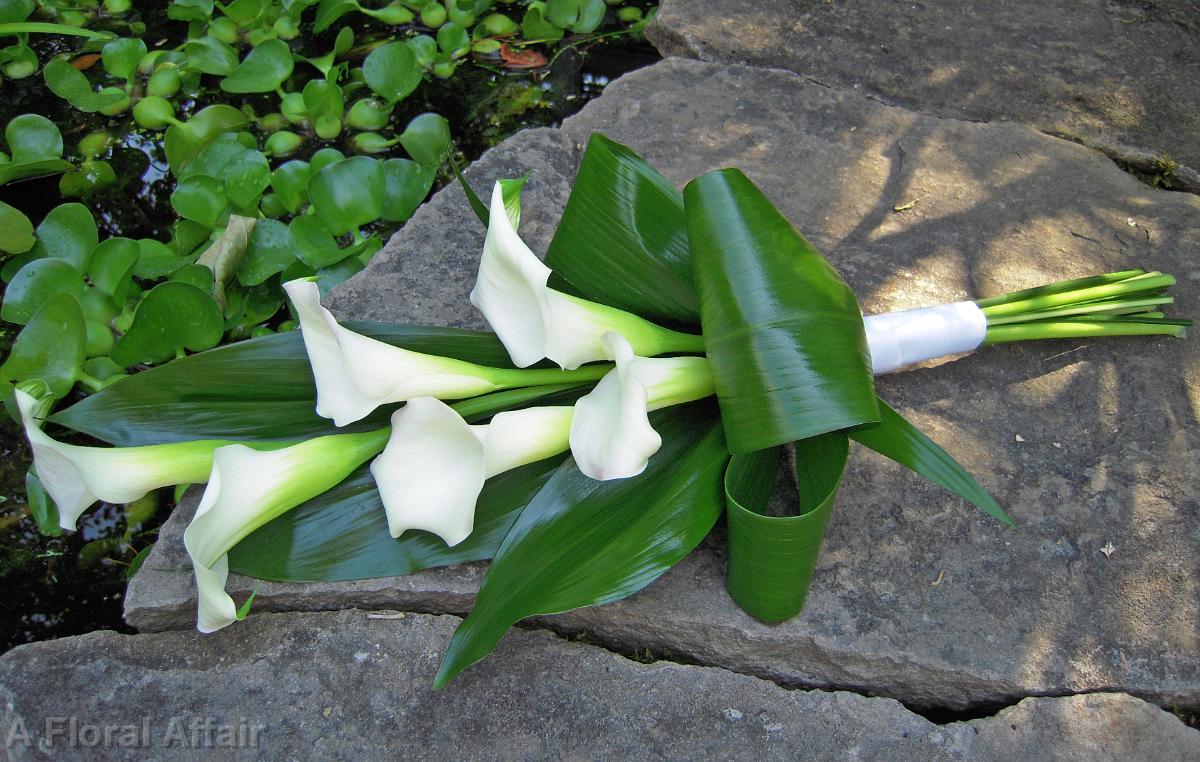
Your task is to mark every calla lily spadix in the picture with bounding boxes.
[371,397,574,547]
[470,182,705,370]
[184,428,389,632]
[15,384,237,532]
[570,332,715,481]
[285,278,609,426]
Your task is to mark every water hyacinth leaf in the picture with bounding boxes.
[288,214,346,268]
[0,200,34,254]
[435,403,727,687]
[1,259,83,325]
[380,158,435,222]
[725,434,847,623]
[221,39,294,93]
[308,155,384,236]
[134,238,189,279]
[228,456,562,581]
[176,133,248,181]
[58,159,117,197]
[0,114,72,185]
[195,215,256,308]
[399,113,452,168]
[521,2,565,42]
[100,37,146,81]
[170,263,215,291]
[222,150,271,210]
[238,280,283,327]
[308,147,345,174]
[545,134,698,325]
[33,203,98,272]
[270,159,310,213]
[0,0,35,23]
[43,59,127,114]
[238,218,295,285]
[546,0,605,33]
[51,323,524,445]
[183,35,238,76]
[164,105,249,173]
[685,168,878,453]
[170,175,229,228]
[848,399,1012,525]
[167,0,213,21]
[0,293,86,398]
[110,281,224,366]
[436,22,470,56]
[302,78,344,120]
[86,237,140,302]
[363,41,421,103]
[25,470,61,537]
[314,251,364,294]
[313,0,360,32]
[2,250,44,284]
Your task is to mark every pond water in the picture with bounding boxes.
[0,19,659,653]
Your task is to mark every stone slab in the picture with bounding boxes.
[127,59,1200,712]
[3,610,1197,761]
[647,0,1200,191]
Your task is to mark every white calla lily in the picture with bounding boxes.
[470,182,704,370]
[569,333,714,480]
[184,428,389,632]
[371,397,573,547]
[15,386,231,531]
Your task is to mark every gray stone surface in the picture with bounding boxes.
[128,59,1200,712]
[647,0,1200,191]
[3,610,1197,761]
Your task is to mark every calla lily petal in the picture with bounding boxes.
[470,183,703,370]
[15,387,225,531]
[570,333,715,481]
[184,430,388,632]
[284,279,507,426]
[372,397,573,546]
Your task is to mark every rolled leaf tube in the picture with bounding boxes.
[470,182,703,370]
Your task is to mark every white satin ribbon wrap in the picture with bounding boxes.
[863,301,987,375]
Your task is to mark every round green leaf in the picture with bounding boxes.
[380,158,435,222]
[0,199,34,254]
[171,175,229,228]
[1,258,84,324]
[288,214,347,268]
[58,159,117,197]
[238,218,295,285]
[134,238,189,279]
[175,132,246,181]
[100,37,147,81]
[87,237,140,301]
[0,0,35,23]
[5,113,63,162]
[521,2,565,42]
[33,203,98,272]
[43,59,128,114]
[221,38,295,93]
[0,293,86,398]
[167,0,213,21]
[436,22,470,56]
[302,78,344,120]
[399,112,452,167]
[363,41,421,103]
[308,147,345,174]
[223,150,271,210]
[269,159,311,213]
[110,282,224,366]
[79,286,119,323]
[408,34,436,67]
[170,263,216,291]
[183,35,239,76]
[307,156,384,236]
[163,105,250,173]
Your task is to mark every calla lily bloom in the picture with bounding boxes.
[285,278,607,427]
[371,397,574,547]
[15,385,234,532]
[184,428,389,632]
[569,333,715,481]
[469,182,704,370]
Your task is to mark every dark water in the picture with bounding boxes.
[0,22,660,653]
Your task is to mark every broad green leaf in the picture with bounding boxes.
[57,158,117,196]
[380,158,434,222]
[32,203,98,272]
[848,399,1013,525]
[43,59,127,113]
[724,434,846,623]
[313,0,361,32]
[545,134,698,324]
[546,0,604,33]
[0,113,72,185]
[363,40,421,103]
[52,324,526,445]
[0,0,35,23]
[109,282,224,367]
[163,105,249,172]
[222,150,271,209]
[308,155,384,236]
[177,133,247,181]
[436,22,469,55]
[308,147,344,174]
[408,34,436,67]
[79,287,118,323]
[1,259,83,324]
[238,218,295,285]
[167,0,213,21]
[86,237,140,302]
[0,293,85,397]
[25,469,61,537]
[0,200,34,253]
[269,159,310,213]
[170,263,215,291]
[195,215,256,307]
[170,175,229,228]
[685,168,878,453]
[183,35,238,76]
[398,112,451,167]
[288,214,346,268]
[302,25,352,77]
[435,404,726,687]
[229,457,561,581]
[521,2,565,42]
[100,37,146,81]
[221,39,295,93]
[134,238,190,279]
[301,78,344,119]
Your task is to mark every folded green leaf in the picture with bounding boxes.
[686,168,878,453]
[435,403,727,688]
